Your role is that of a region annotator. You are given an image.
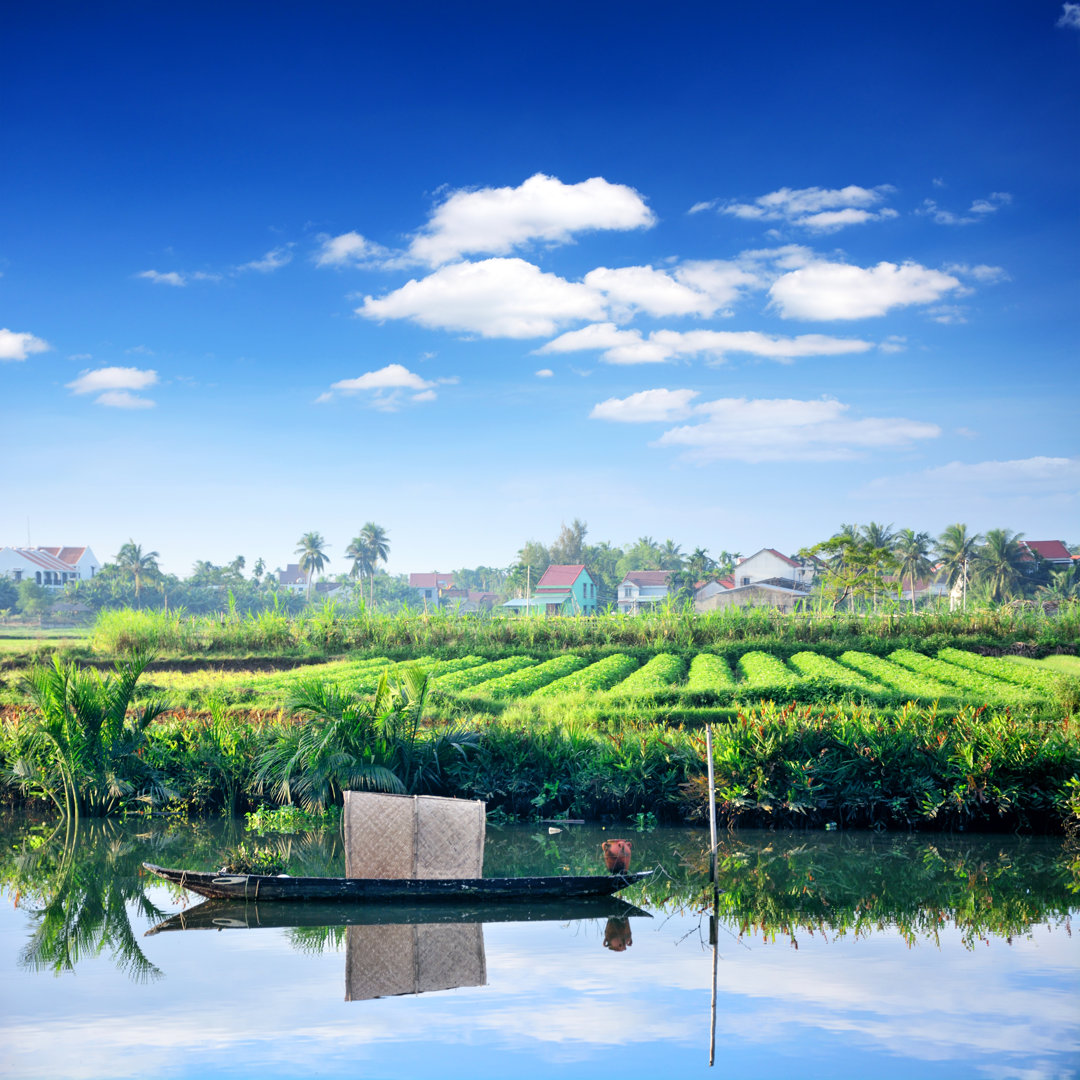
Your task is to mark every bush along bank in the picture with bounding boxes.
[2,658,1077,832]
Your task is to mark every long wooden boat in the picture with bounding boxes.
[146,895,651,935]
[143,862,652,903]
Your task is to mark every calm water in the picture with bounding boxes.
[1,813,1077,1080]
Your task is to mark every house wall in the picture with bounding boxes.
[0,549,79,588]
[696,585,804,614]
[734,550,813,589]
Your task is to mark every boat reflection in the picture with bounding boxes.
[147,896,650,1000]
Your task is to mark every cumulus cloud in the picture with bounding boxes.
[314,231,392,267]
[318,363,445,410]
[0,328,51,362]
[590,388,699,423]
[1059,3,1080,28]
[66,366,158,408]
[716,185,897,230]
[408,173,655,266]
[539,324,874,365]
[859,456,1080,500]
[236,245,293,272]
[583,260,759,320]
[769,260,962,320]
[359,257,606,338]
[591,392,939,463]
[535,368,554,378]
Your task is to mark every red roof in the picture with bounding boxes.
[1021,540,1072,562]
[535,564,586,590]
[765,548,801,568]
[622,570,671,587]
[7,547,71,573]
[719,575,735,589]
[409,572,455,588]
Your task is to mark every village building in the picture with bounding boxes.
[408,572,457,608]
[1019,540,1074,567]
[502,564,597,616]
[277,563,310,594]
[693,576,734,610]
[731,548,817,591]
[0,546,101,588]
[616,570,673,614]
[695,580,809,614]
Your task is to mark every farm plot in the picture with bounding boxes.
[838,652,963,702]
[469,654,590,698]
[936,648,1063,694]
[531,653,639,698]
[685,653,737,693]
[788,651,883,695]
[889,649,1036,704]
[430,656,537,692]
[606,653,684,697]
[736,651,801,693]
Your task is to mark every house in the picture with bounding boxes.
[278,563,310,594]
[617,570,672,614]
[0,546,101,588]
[693,576,734,610]
[408,572,456,608]
[442,589,498,614]
[1020,540,1074,567]
[731,548,816,591]
[695,581,808,614]
[502,564,598,616]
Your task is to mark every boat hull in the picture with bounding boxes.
[143,863,652,902]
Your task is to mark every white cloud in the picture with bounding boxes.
[919,192,1011,225]
[408,173,655,266]
[314,231,392,267]
[94,389,156,409]
[539,324,874,365]
[878,335,907,353]
[359,257,606,338]
[584,264,717,319]
[590,388,699,423]
[1059,3,1080,28]
[67,352,93,361]
[0,328,51,362]
[596,394,939,463]
[137,269,186,286]
[236,245,293,272]
[927,304,967,324]
[769,260,961,320]
[719,184,897,230]
[860,456,1080,500]
[66,366,158,395]
[319,363,444,410]
[943,263,1009,284]
[535,368,554,378]
[66,365,158,409]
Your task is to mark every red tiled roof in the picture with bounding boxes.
[1021,540,1072,562]
[8,548,71,573]
[765,548,801,568]
[535,564,586,589]
[621,570,671,587]
[719,575,735,589]
[34,546,91,566]
[409,572,455,588]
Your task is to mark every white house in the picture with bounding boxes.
[695,581,809,614]
[277,563,310,594]
[732,548,816,591]
[0,546,101,588]
[617,570,673,614]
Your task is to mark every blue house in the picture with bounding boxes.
[502,563,597,616]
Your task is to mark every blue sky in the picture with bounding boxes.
[2,1,1078,577]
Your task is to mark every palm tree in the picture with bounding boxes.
[659,539,684,571]
[294,532,330,602]
[344,534,374,601]
[976,528,1028,602]
[687,547,716,583]
[894,529,934,613]
[359,522,390,608]
[114,541,160,607]
[861,521,895,550]
[937,523,982,610]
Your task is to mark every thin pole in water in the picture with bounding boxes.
[705,723,718,882]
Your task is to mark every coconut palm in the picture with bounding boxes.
[359,522,390,607]
[975,528,1028,602]
[659,539,685,571]
[937,523,983,610]
[294,532,330,602]
[114,541,160,607]
[894,529,935,613]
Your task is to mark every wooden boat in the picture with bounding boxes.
[146,895,651,935]
[143,862,653,903]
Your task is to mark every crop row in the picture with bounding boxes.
[839,652,961,701]
[607,653,684,696]
[474,654,590,699]
[788,651,880,692]
[685,653,737,692]
[888,650,1034,703]
[937,648,1062,693]
[531,653,640,698]
[736,651,800,688]
[430,656,538,692]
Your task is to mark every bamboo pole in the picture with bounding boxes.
[705,723,717,882]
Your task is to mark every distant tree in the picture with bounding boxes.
[658,539,685,572]
[345,534,374,597]
[802,532,897,612]
[975,528,1028,602]
[937,523,982,610]
[686,548,717,584]
[17,580,54,623]
[861,521,896,550]
[506,540,551,595]
[252,557,266,585]
[295,532,330,602]
[115,541,160,607]
[582,541,623,608]
[893,529,935,613]
[0,577,17,611]
[617,536,663,579]
[549,519,588,565]
[359,523,390,607]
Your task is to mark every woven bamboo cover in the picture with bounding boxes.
[343,791,485,879]
[344,923,486,1001]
